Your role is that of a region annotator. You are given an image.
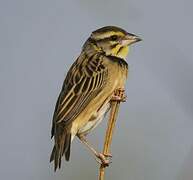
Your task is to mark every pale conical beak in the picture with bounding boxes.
[132,35,142,42]
[121,34,142,45]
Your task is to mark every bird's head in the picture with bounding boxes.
[85,26,142,59]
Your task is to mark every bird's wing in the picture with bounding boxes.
[52,54,108,127]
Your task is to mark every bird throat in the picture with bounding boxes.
[111,45,129,59]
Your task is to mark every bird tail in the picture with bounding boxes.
[50,128,71,171]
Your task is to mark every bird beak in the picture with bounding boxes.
[121,34,142,46]
[132,35,142,43]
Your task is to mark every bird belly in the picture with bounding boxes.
[78,102,110,135]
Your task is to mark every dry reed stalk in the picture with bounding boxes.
[98,100,121,180]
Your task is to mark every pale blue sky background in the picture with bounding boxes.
[0,0,193,180]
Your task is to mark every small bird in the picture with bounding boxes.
[50,26,141,171]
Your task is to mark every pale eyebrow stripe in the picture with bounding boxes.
[92,31,123,41]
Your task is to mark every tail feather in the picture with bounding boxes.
[50,146,55,162]
[50,131,71,171]
[64,134,71,161]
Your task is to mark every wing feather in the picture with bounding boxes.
[53,53,107,126]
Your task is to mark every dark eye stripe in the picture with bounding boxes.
[95,35,120,42]
[95,37,111,42]
[111,35,118,41]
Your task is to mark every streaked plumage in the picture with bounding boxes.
[50,26,141,170]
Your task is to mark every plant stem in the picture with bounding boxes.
[98,101,120,180]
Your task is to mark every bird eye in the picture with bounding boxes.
[111,35,118,41]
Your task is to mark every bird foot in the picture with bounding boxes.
[95,153,112,167]
[111,88,126,102]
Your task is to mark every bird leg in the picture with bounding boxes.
[111,88,126,102]
[78,135,112,167]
